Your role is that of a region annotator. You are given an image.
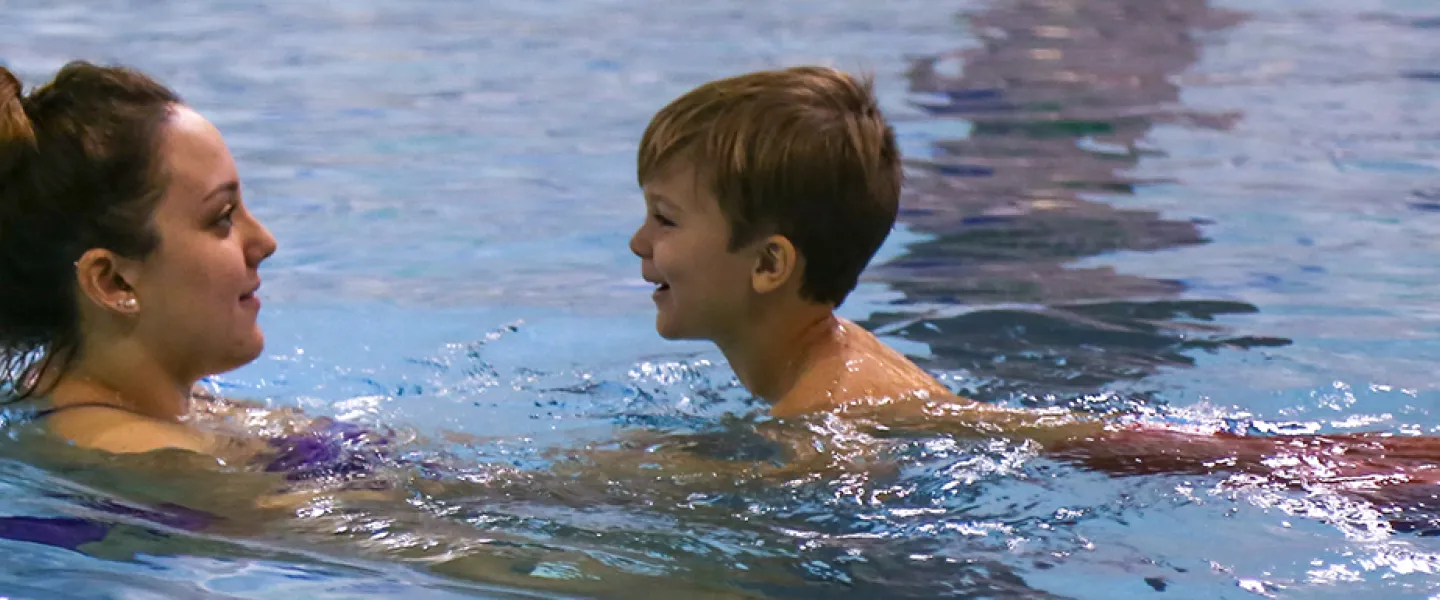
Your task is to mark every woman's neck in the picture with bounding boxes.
[54,340,195,422]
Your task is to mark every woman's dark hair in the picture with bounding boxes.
[0,61,180,399]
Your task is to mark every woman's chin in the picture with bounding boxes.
[219,331,267,372]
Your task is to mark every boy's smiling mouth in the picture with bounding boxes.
[643,272,671,298]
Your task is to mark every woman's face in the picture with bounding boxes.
[125,105,277,379]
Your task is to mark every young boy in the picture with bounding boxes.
[627,66,957,418]
[615,67,1440,496]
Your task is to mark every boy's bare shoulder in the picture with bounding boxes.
[840,319,949,392]
[774,320,950,416]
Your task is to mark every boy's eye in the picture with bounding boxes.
[652,213,675,227]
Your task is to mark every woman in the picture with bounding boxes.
[0,62,363,468]
[0,61,424,548]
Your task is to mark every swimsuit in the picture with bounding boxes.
[0,402,395,552]
[0,497,212,552]
[264,418,394,482]
[28,402,397,481]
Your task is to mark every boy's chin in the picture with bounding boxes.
[654,317,698,341]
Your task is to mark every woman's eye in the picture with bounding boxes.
[214,204,236,229]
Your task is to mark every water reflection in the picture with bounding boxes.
[865,0,1285,403]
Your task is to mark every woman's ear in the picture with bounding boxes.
[74,248,142,315]
[751,234,799,295]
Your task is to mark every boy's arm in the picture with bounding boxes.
[1050,426,1440,485]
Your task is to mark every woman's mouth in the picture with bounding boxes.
[239,286,261,310]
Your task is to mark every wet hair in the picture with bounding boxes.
[637,66,902,306]
[0,61,180,399]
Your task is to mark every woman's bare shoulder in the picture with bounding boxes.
[47,408,237,457]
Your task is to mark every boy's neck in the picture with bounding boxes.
[715,301,841,405]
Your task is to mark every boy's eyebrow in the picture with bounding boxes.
[645,192,681,210]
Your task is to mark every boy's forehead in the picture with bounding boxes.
[642,160,711,204]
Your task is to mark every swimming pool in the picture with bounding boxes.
[3,0,1440,597]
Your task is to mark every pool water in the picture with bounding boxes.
[4,0,1440,598]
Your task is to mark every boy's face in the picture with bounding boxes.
[630,160,758,341]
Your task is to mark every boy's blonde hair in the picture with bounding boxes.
[638,66,900,305]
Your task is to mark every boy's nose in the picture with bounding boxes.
[629,225,649,258]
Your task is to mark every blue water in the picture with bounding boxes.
[4,0,1440,598]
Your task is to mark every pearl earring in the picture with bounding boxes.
[119,297,138,311]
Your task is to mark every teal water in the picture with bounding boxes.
[3,0,1440,598]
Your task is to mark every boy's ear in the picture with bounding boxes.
[751,234,798,295]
